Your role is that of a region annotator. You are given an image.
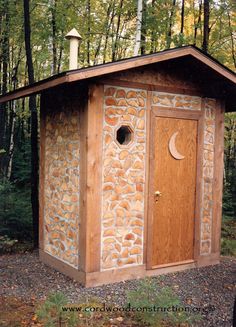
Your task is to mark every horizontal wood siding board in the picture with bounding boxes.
[151,107,202,119]
[99,78,203,96]
[152,259,195,269]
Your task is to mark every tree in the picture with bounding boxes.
[166,0,177,49]
[86,0,91,65]
[193,0,202,46]
[134,0,143,56]
[50,0,57,75]
[112,0,124,61]
[180,0,185,35]
[140,0,147,54]
[23,0,39,248]
[0,0,235,246]
[0,0,9,175]
[202,0,210,52]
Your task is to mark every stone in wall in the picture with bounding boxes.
[152,91,201,110]
[101,86,147,270]
[44,109,80,268]
[200,98,216,255]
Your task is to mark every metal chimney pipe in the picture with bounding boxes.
[65,28,82,70]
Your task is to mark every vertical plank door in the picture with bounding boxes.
[151,116,197,267]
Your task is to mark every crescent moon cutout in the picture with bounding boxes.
[168,132,185,160]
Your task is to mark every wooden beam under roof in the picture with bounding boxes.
[0,45,235,106]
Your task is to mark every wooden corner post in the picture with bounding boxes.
[39,93,46,250]
[80,83,104,273]
[212,100,225,255]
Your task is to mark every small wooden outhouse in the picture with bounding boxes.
[1,46,236,287]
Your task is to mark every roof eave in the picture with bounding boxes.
[0,46,235,106]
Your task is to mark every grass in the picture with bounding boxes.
[221,218,236,257]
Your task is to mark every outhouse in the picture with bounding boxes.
[1,46,235,287]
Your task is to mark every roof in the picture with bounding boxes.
[0,45,235,111]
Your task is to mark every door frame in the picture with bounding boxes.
[146,106,204,270]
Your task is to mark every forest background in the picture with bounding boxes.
[0,0,235,251]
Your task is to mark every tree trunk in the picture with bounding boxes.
[180,0,185,34]
[6,51,21,180]
[134,0,143,56]
[150,0,156,53]
[0,0,9,175]
[87,0,91,65]
[112,0,124,61]
[94,2,112,64]
[51,0,57,74]
[140,0,147,55]
[202,0,210,52]
[103,1,115,63]
[57,43,63,73]
[23,0,39,248]
[166,0,176,49]
[193,0,202,46]
[7,100,16,180]
[227,10,236,68]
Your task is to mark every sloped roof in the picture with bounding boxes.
[0,45,235,111]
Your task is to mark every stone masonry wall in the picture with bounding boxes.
[44,108,80,268]
[101,86,147,270]
[101,87,216,270]
[152,91,202,110]
[200,99,216,255]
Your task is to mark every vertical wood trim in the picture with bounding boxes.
[143,91,151,264]
[146,109,155,269]
[39,95,46,250]
[194,100,204,260]
[212,100,225,254]
[79,95,88,272]
[85,83,104,272]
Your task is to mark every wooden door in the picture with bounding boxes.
[149,114,198,268]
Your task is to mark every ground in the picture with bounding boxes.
[0,251,235,326]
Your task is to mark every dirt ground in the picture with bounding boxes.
[0,251,235,326]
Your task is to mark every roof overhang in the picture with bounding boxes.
[0,45,235,111]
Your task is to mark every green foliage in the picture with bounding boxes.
[11,140,31,185]
[0,235,18,254]
[224,113,236,220]
[0,0,235,253]
[37,293,108,327]
[0,137,32,242]
[126,278,201,326]
[223,184,235,220]
[72,297,109,326]
[221,239,236,256]
[0,179,32,241]
[221,218,236,257]
[36,292,79,327]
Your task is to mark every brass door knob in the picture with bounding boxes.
[154,191,162,202]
